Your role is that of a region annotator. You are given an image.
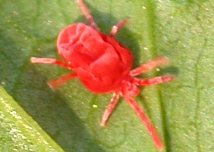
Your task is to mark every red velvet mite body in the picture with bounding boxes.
[31,0,175,150]
[57,23,132,93]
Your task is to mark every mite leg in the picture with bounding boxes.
[30,57,72,69]
[110,19,128,36]
[48,72,77,89]
[130,56,169,76]
[133,75,175,86]
[77,0,98,29]
[122,95,163,150]
[100,92,120,126]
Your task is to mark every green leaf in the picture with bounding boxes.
[0,86,63,152]
[0,0,214,151]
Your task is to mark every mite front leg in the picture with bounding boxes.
[100,92,120,126]
[130,56,169,76]
[133,75,175,86]
[122,95,163,150]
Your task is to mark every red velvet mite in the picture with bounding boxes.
[30,0,175,149]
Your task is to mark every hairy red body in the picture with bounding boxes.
[57,23,132,93]
[30,0,175,150]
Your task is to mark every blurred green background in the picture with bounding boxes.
[1,0,214,151]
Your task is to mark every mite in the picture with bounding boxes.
[30,0,175,149]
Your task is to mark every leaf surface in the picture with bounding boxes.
[0,0,214,151]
